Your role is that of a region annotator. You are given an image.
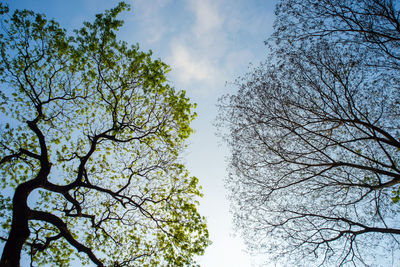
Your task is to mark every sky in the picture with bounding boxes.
[2,0,277,266]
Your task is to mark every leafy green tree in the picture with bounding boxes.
[219,0,400,266]
[0,2,209,266]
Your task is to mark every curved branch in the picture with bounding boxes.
[30,210,104,266]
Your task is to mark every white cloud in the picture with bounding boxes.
[165,0,226,94]
[165,0,274,97]
[189,0,223,37]
[130,0,171,44]
[168,42,220,86]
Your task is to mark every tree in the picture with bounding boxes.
[0,2,209,266]
[218,0,400,266]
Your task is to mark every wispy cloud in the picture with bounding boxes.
[128,0,171,44]
[155,0,275,97]
[189,0,222,37]
[166,0,226,95]
[168,41,220,87]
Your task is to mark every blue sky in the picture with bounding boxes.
[2,0,277,266]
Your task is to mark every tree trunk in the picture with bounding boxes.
[0,185,32,267]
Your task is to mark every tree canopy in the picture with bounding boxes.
[219,0,400,266]
[0,2,209,266]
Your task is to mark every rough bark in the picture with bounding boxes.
[1,184,32,267]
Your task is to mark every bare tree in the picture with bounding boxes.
[219,0,400,266]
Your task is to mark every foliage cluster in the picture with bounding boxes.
[0,2,209,266]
